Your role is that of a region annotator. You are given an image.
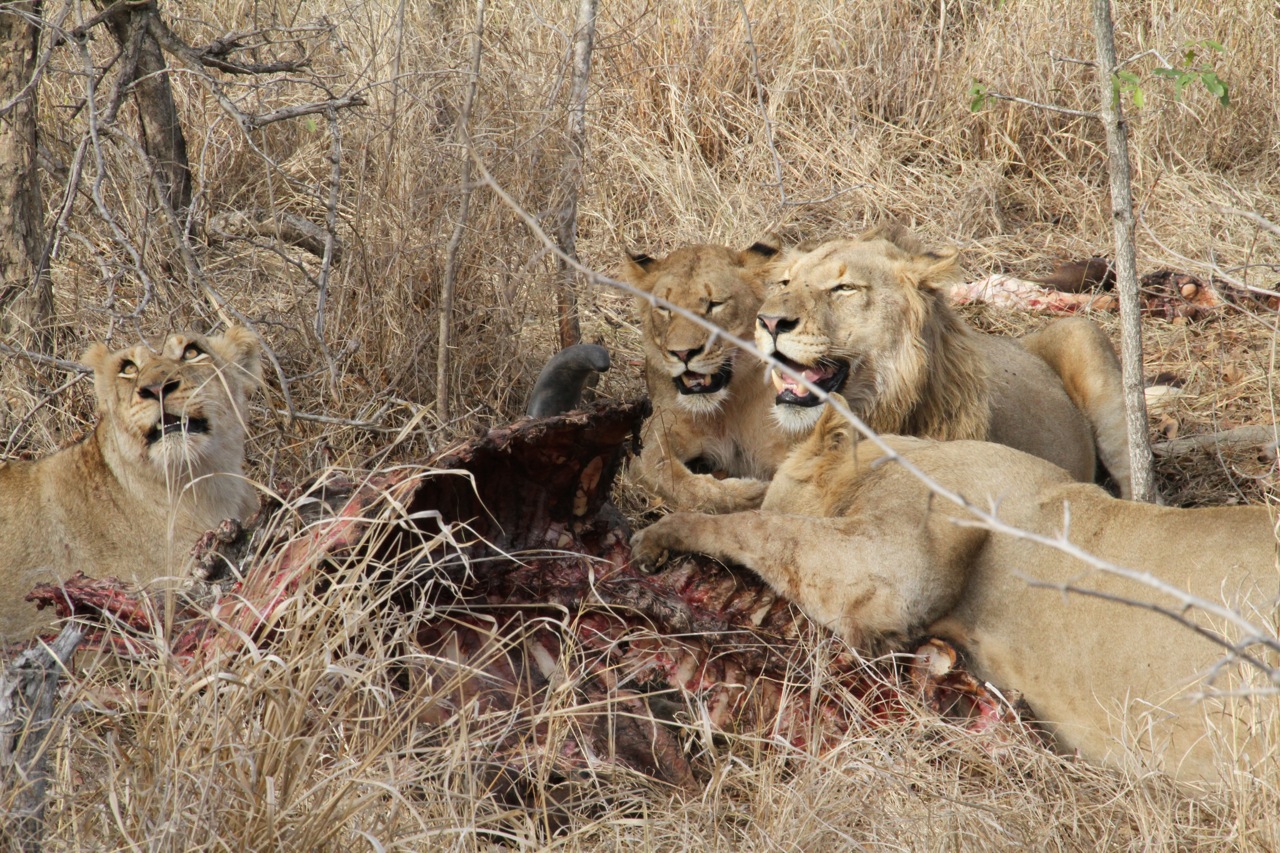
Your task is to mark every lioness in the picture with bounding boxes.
[756,225,1134,498]
[1,327,262,640]
[622,240,797,512]
[632,407,1280,784]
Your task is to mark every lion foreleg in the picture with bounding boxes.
[633,414,767,513]
[631,510,952,650]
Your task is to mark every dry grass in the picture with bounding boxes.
[3,0,1280,849]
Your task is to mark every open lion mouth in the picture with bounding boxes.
[673,362,733,396]
[146,412,210,444]
[770,356,849,407]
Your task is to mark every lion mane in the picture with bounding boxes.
[1,327,262,639]
[756,225,1133,498]
[633,407,1280,784]
[619,239,798,512]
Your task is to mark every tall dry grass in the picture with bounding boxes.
[3,0,1279,849]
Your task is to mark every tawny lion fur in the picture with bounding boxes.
[1,327,262,640]
[757,225,1133,498]
[633,407,1280,784]
[620,240,798,512]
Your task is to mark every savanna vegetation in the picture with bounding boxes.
[1,0,1278,849]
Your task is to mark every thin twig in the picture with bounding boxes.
[0,343,90,374]
[438,0,487,424]
[1019,577,1277,680]
[3,372,88,457]
[314,107,343,387]
[984,90,1098,119]
[736,0,787,205]
[551,0,596,348]
[1214,205,1280,240]
[1151,425,1279,457]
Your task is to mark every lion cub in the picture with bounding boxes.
[1,327,262,639]
[621,239,797,513]
[633,406,1280,784]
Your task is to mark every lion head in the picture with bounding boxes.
[82,326,262,502]
[622,240,778,415]
[755,226,965,434]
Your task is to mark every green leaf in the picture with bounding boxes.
[1200,73,1229,105]
[1202,38,1225,52]
[1152,68,1180,79]
[1116,70,1141,86]
[1131,86,1144,109]
[967,81,988,113]
[305,116,318,132]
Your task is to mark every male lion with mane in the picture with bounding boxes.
[621,239,798,512]
[1,327,262,640]
[757,225,1133,498]
[633,406,1280,784]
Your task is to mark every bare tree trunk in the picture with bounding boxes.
[0,0,51,350]
[94,0,192,216]
[437,0,486,424]
[1091,0,1156,503]
[551,0,597,349]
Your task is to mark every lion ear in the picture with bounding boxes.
[814,406,855,452]
[741,233,781,264]
[211,326,263,385]
[860,221,926,255]
[618,251,658,291]
[80,342,111,376]
[902,245,960,292]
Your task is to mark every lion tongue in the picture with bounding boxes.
[681,372,711,390]
[771,364,830,395]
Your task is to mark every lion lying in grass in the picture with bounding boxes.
[756,225,1134,498]
[621,239,798,512]
[632,406,1280,784]
[0,327,262,640]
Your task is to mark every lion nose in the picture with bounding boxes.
[757,314,797,342]
[669,346,703,365]
[138,378,180,401]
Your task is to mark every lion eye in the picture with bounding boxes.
[833,282,863,293]
[118,359,138,378]
[654,306,671,318]
[706,300,724,312]
[182,343,206,361]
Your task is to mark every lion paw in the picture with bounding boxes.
[629,516,686,572]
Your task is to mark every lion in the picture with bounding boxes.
[756,225,1134,498]
[1,327,263,640]
[632,406,1280,784]
[621,239,799,512]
